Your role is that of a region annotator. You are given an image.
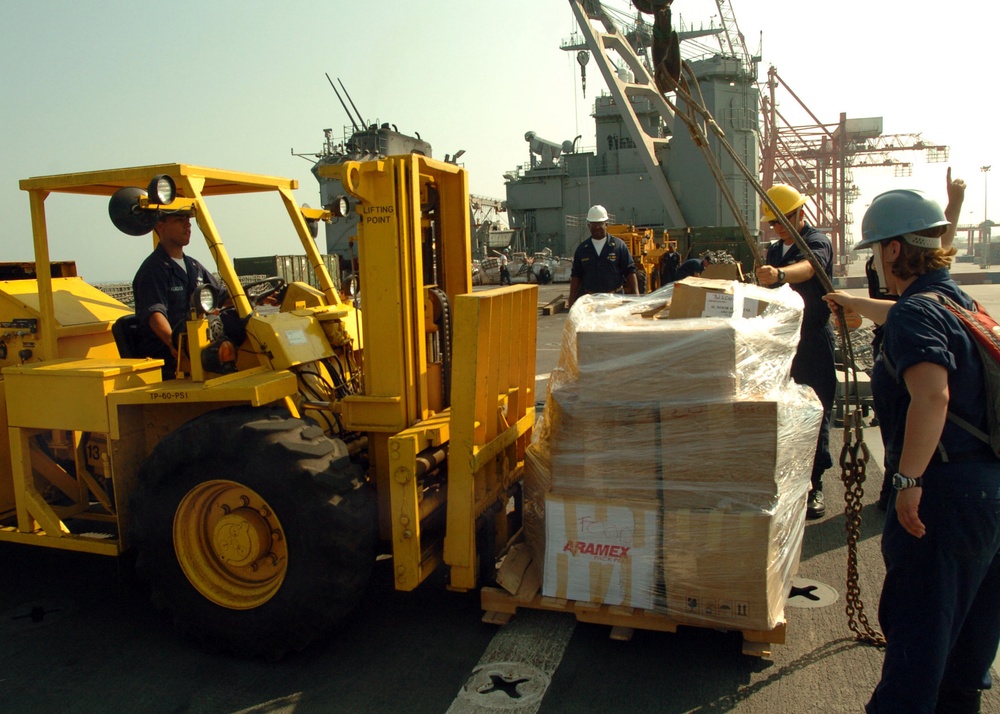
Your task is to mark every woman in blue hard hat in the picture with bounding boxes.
[865,168,967,510]
[825,190,1000,714]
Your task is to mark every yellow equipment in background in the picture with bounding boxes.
[607,223,676,292]
[1,159,535,657]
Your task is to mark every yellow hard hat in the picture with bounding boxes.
[761,184,807,222]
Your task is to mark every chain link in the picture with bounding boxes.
[837,323,887,648]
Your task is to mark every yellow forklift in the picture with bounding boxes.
[606,223,676,292]
[1,158,536,657]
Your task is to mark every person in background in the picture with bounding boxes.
[568,204,639,307]
[132,211,227,378]
[755,184,835,520]
[659,247,681,285]
[824,189,999,714]
[499,248,511,285]
[674,254,712,282]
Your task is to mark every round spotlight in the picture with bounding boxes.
[109,187,158,236]
[194,285,216,314]
[147,174,176,205]
[330,195,351,218]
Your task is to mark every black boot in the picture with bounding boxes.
[806,489,826,520]
[935,685,982,714]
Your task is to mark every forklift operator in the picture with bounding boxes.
[132,212,227,378]
[568,204,639,307]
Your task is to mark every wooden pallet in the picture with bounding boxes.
[481,579,786,658]
[539,294,568,315]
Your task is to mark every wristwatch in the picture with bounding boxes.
[777,269,786,284]
[892,472,924,490]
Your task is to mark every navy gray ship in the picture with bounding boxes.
[305,5,760,282]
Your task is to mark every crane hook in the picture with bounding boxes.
[577,50,590,96]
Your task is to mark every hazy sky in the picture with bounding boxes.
[1,0,996,283]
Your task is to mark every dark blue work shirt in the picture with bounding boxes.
[764,224,833,331]
[132,244,226,363]
[659,251,680,283]
[675,258,704,281]
[874,268,991,464]
[571,235,636,296]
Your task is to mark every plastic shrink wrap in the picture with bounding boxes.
[522,278,823,631]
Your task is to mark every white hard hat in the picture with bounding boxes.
[587,205,609,223]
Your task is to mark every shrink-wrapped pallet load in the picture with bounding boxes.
[522,278,822,631]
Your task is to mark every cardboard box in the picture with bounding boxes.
[549,390,659,501]
[662,503,803,630]
[701,263,744,281]
[576,321,738,403]
[543,494,659,610]
[668,278,774,320]
[659,400,780,508]
[496,543,535,595]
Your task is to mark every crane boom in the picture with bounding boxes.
[569,0,686,226]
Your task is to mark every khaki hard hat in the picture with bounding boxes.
[761,184,808,222]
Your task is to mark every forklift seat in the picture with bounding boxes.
[112,314,140,358]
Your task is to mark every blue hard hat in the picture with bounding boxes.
[857,189,949,250]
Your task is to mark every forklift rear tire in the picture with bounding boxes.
[130,406,376,659]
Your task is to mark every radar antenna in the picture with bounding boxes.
[338,78,367,130]
[325,73,361,133]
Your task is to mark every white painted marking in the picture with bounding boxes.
[447,610,575,713]
[232,693,301,713]
[786,577,839,609]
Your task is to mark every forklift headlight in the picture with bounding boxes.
[329,195,351,219]
[147,174,176,205]
[194,285,216,315]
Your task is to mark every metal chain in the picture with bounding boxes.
[838,395,886,647]
[832,305,886,648]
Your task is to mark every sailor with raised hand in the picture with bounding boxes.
[825,189,1000,713]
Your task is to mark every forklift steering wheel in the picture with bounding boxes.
[243,277,287,306]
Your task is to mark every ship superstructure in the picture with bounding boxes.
[300,79,512,275]
[306,121,431,271]
[504,4,760,265]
